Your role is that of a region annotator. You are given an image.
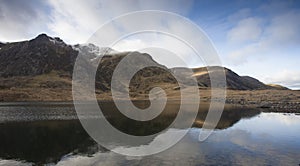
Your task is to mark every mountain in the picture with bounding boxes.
[95,51,177,93]
[0,34,288,100]
[0,34,77,77]
[0,42,5,48]
[192,67,272,90]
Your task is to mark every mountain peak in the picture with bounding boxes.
[35,33,50,40]
[31,33,66,46]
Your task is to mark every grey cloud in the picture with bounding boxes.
[226,1,300,66]
[0,0,195,42]
[0,0,50,41]
[47,0,195,44]
[265,70,300,90]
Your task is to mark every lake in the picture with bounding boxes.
[0,102,299,165]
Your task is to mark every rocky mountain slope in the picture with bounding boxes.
[0,42,5,48]
[0,34,77,77]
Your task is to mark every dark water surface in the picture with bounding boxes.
[0,102,299,165]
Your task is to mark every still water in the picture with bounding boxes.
[0,102,299,165]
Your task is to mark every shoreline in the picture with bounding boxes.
[0,89,299,113]
[0,99,299,113]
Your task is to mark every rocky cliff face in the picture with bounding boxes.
[0,34,77,77]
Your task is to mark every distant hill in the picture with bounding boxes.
[0,34,288,97]
[192,67,275,90]
[267,84,289,90]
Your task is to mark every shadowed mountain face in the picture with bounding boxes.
[95,52,178,94]
[0,34,287,93]
[0,34,77,77]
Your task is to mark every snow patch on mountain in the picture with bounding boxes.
[72,43,118,61]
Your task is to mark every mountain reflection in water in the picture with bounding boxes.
[0,101,299,165]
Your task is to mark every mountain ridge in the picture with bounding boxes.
[0,34,288,92]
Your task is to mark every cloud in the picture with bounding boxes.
[226,7,300,65]
[0,0,194,43]
[47,0,111,43]
[227,42,263,65]
[0,0,50,41]
[112,33,204,68]
[46,0,194,44]
[258,0,296,15]
[227,8,252,22]
[265,10,300,45]
[227,17,262,43]
[264,70,300,89]
[113,38,148,52]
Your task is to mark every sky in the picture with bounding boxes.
[0,0,299,89]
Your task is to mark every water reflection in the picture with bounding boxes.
[0,102,299,165]
[55,113,300,166]
[0,120,105,165]
[100,101,260,136]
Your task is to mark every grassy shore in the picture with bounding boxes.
[0,85,299,113]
